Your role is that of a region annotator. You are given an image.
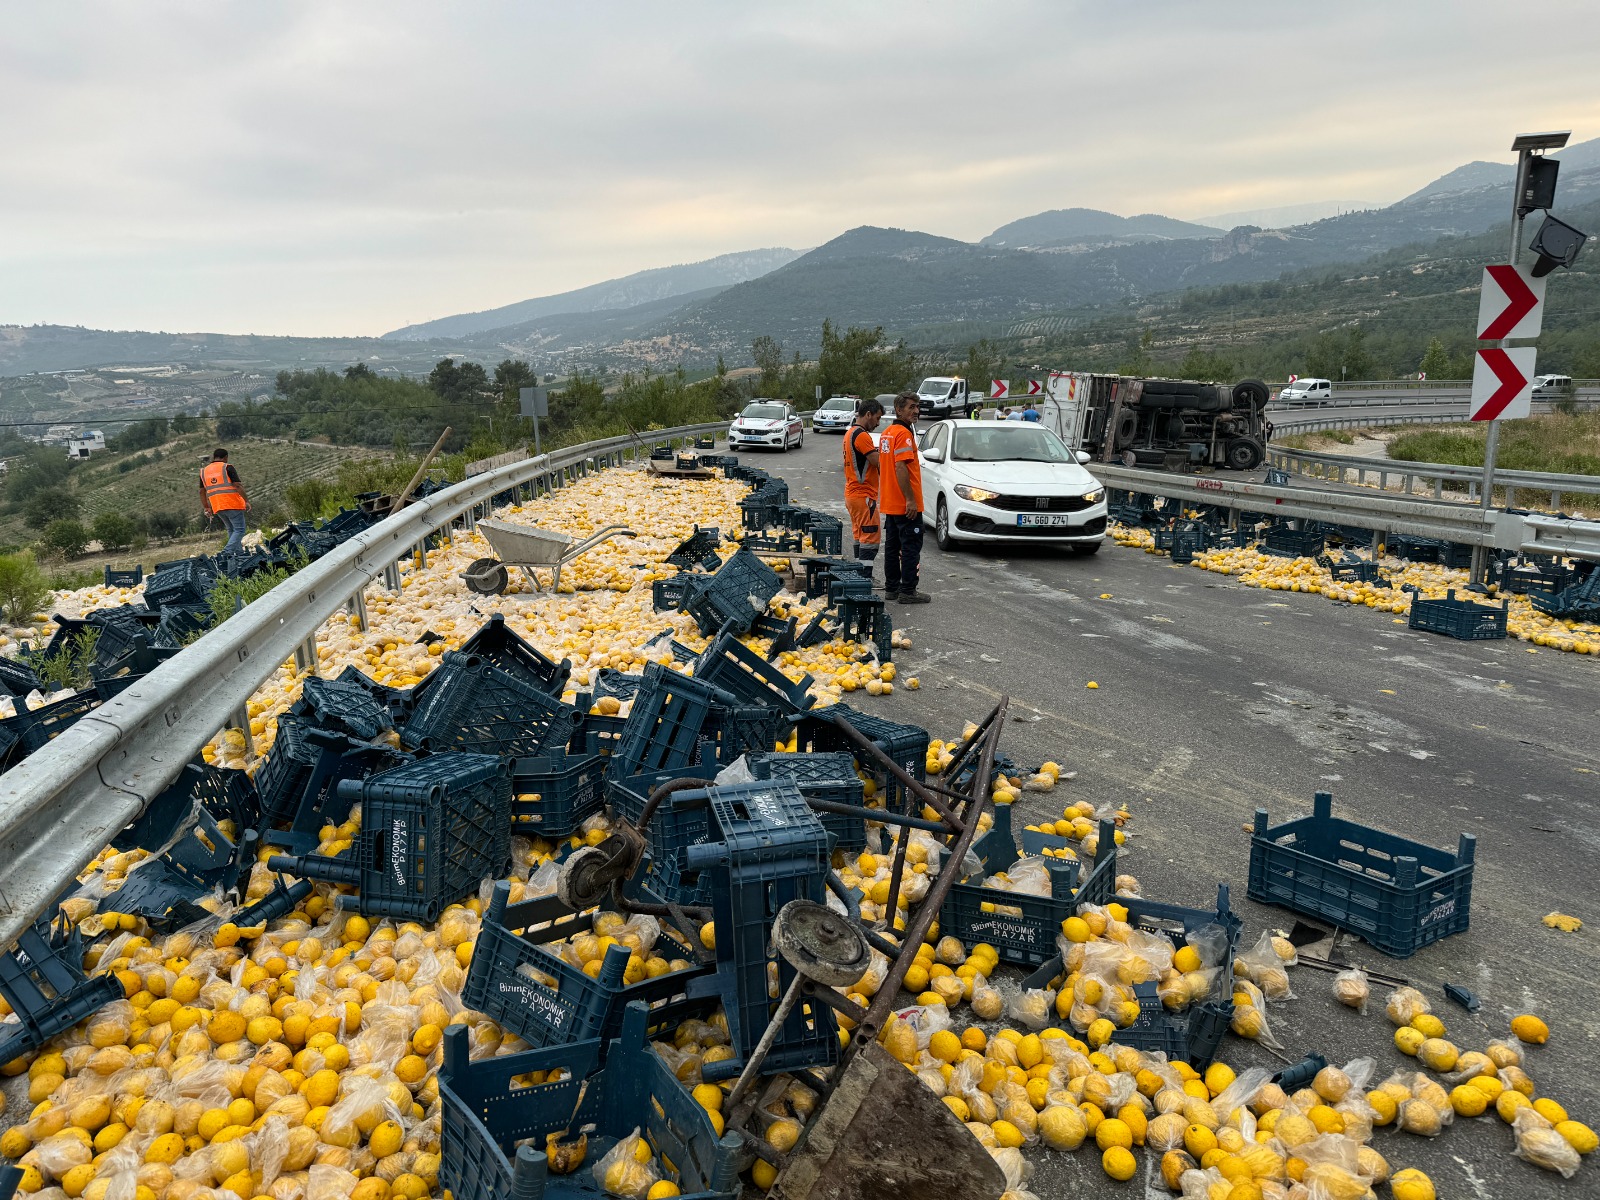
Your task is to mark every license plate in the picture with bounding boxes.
[1017,513,1073,527]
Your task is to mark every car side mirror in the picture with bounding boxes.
[922,448,945,464]
[1075,451,1092,464]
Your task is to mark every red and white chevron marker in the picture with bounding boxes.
[1469,346,1537,421]
[1026,379,1042,396]
[1475,263,1545,340]
[990,379,1008,399]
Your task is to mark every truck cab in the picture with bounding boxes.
[915,377,970,420]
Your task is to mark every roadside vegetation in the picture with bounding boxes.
[1387,412,1600,476]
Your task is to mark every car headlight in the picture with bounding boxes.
[954,485,1001,503]
[1082,488,1105,504]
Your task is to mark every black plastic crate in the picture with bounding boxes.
[292,675,395,741]
[154,604,212,648]
[439,1001,741,1200]
[743,529,806,554]
[332,664,417,726]
[103,565,145,588]
[269,752,510,921]
[509,749,607,837]
[416,614,570,698]
[651,573,694,612]
[1407,589,1507,640]
[1249,791,1475,958]
[798,556,870,600]
[603,662,723,782]
[0,908,124,1068]
[10,686,104,756]
[795,704,928,814]
[693,632,814,714]
[401,654,577,759]
[607,761,720,826]
[808,514,844,556]
[1022,884,1242,1068]
[684,547,782,636]
[834,595,893,662]
[1170,527,1210,564]
[665,526,722,571]
[749,750,868,850]
[0,656,41,698]
[1259,525,1325,559]
[588,668,643,705]
[254,715,406,852]
[463,884,712,1051]
[700,702,787,766]
[574,710,629,759]
[143,557,218,610]
[740,495,782,531]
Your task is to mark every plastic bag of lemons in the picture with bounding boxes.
[591,1127,660,1198]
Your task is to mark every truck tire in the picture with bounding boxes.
[1115,410,1139,449]
[1226,438,1264,471]
[1233,379,1270,409]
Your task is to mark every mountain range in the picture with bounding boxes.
[4,138,1597,381]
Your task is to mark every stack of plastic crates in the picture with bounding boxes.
[807,513,844,555]
[142,557,218,610]
[749,750,868,849]
[463,884,713,1049]
[402,654,577,758]
[439,1002,741,1200]
[603,662,725,783]
[0,907,125,1068]
[795,705,929,815]
[291,675,395,740]
[693,632,814,714]
[681,779,838,1080]
[683,548,782,636]
[268,753,510,921]
[797,556,870,601]
[255,714,406,852]
[415,614,571,700]
[666,526,723,571]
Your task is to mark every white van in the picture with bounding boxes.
[1278,378,1332,406]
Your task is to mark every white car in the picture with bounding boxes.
[811,396,859,432]
[1278,377,1332,405]
[728,401,804,451]
[917,420,1106,554]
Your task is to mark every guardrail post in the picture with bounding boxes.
[1434,478,1443,499]
[415,540,428,569]
[1379,471,1388,492]
[346,588,368,631]
[1506,486,1517,509]
[230,704,253,756]
[1552,489,1562,509]
[1402,474,1413,495]
[385,560,401,591]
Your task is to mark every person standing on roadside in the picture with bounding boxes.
[879,392,929,604]
[842,397,884,572]
[199,448,250,554]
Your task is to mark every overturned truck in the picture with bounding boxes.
[1074,375,1271,472]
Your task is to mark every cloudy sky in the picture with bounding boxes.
[3,0,1598,337]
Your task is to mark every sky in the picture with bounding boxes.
[3,0,1599,338]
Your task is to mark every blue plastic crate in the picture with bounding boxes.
[693,632,814,714]
[683,548,781,636]
[808,514,843,556]
[1022,884,1242,1068]
[463,884,712,1051]
[1259,525,1324,559]
[0,908,124,1068]
[666,527,723,572]
[142,557,218,610]
[748,751,868,850]
[292,675,395,741]
[1249,791,1475,958]
[795,705,928,814]
[439,1002,740,1200]
[402,654,577,759]
[699,702,787,766]
[510,750,607,837]
[416,614,571,698]
[103,565,145,588]
[607,762,720,825]
[651,574,694,612]
[603,662,723,782]
[1407,589,1507,640]
[681,780,838,1079]
[268,753,510,921]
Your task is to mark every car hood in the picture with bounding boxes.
[943,460,1099,491]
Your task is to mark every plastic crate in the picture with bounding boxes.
[1170,527,1210,565]
[103,565,144,588]
[607,761,720,826]
[402,654,577,759]
[700,702,787,766]
[693,632,814,714]
[603,662,722,782]
[154,604,212,648]
[940,810,1118,968]
[573,710,629,759]
[740,495,782,531]
[588,669,644,705]
[510,750,607,837]
[1407,589,1507,640]
[742,529,805,554]
[332,664,417,727]
[680,780,838,1078]
[416,614,571,698]
[1022,884,1242,1068]
[684,548,782,636]
[748,750,868,850]
[1248,791,1475,958]
[834,595,892,662]
[254,715,411,852]
[808,514,844,556]
[0,656,41,698]
[0,908,125,1068]
[665,526,722,572]
[143,557,218,610]
[797,556,869,600]
[268,753,510,921]
[794,705,928,814]
[651,574,694,612]
[292,675,395,741]
[10,686,104,756]
[463,884,713,1051]
[1259,525,1325,559]
[439,1001,741,1200]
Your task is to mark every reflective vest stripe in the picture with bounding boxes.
[201,462,246,511]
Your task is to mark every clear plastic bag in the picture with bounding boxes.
[714,755,755,786]
[892,1003,951,1050]
[1185,924,1231,970]
[1332,967,1369,1014]
[1512,1108,1581,1178]
[1385,985,1430,1026]
[1228,981,1282,1050]
[1208,1067,1270,1123]
[1005,987,1055,1031]
[591,1128,659,1197]
[1235,931,1295,1000]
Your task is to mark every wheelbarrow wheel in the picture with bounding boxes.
[463,557,509,595]
[772,900,872,987]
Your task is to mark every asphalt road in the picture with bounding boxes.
[743,430,1599,1198]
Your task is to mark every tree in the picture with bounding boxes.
[428,358,492,405]
[1418,338,1452,380]
[41,519,89,560]
[751,336,785,396]
[493,359,537,399]
[1178,346,1236,382]
[5,447,71,503]
[1119,330,1155,376]
[170,413,199,435]
[25,488,80,530]
[0,551,51,626]
[148,511,189,540]
[92,512,137,553]
[963,339,1002,395]
[814,320,914,401]
[110,417,169,453]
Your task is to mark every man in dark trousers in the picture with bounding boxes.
[199,448,250,554]
[841,397,884,573]
[878,392,929,604]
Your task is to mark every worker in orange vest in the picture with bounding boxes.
[842,397,884,571]
[199,448,250,554]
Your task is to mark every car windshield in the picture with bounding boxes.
[742,405,786,420]
[916,380,952,398]
[823,398,854,410]
[951,426,1073,464]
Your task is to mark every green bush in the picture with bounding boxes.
[41,519,90,560]
[25,488,80,530]
[93,512,138,553]
[0,551,52,626]
[30,628,99,692]
[285,478,332,521]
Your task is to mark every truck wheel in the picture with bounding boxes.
[1233,379,1270,408]
[1226,439,1264,471]
[1115,410,1139,449]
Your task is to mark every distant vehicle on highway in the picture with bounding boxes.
[917,419,1105,554]
[728,400,804,452]
[1278,377,1333,405]
[914,376,971,420]
[1533,373,1573,396]
[810,395,859,432]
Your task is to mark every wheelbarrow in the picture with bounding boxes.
[460,517,634,594]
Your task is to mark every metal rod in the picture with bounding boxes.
[824,712,961,828]
[805,798,946,833]
[881,808,912,932]
[724,975,804,1114]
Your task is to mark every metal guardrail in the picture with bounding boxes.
[0,421,724,948]
[1088,463,1600,562]
[1266,446,1600,508]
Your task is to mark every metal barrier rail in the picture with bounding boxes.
[1088,463,1600,563]
[1266,445,1600,509]
[0,422,724,947]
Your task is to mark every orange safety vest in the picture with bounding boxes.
[842,423,878,500]
[201,461,247,512]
